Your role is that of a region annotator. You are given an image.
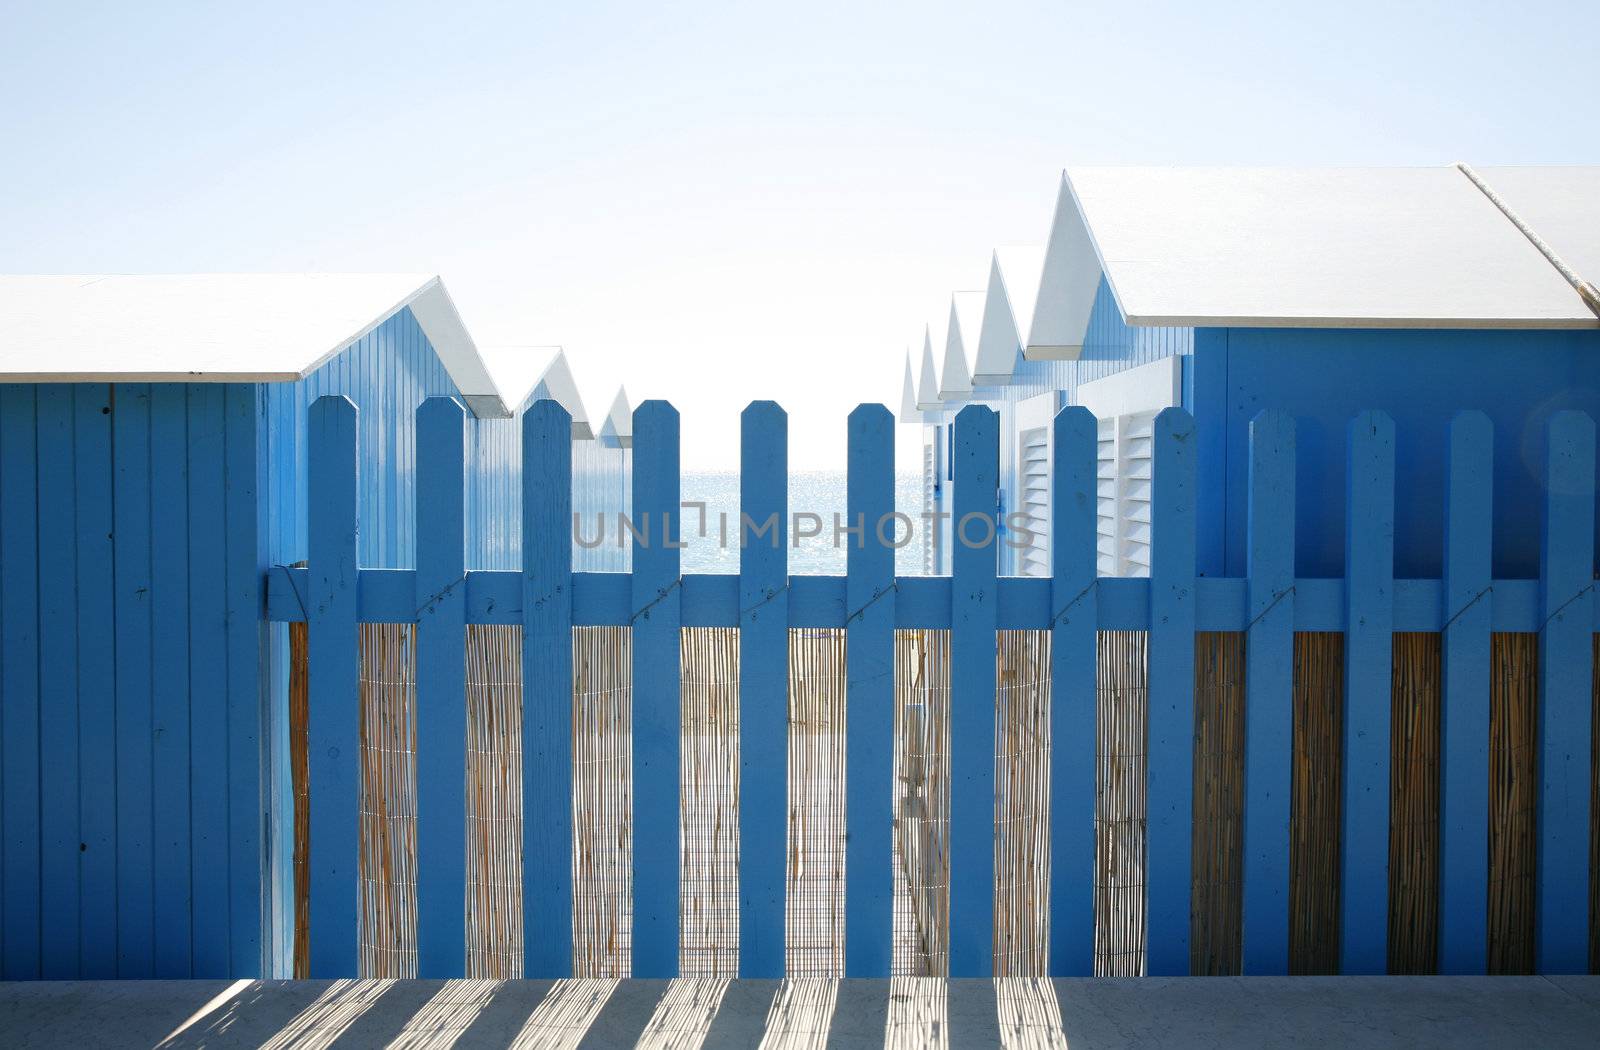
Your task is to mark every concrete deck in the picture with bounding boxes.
[2,975,1597,1048]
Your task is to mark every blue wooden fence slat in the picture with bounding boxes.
[75,384,118,979]
[36,386,79,979]
[632,400,681,978]
[1147,407,1197,976]
[225,382,264,977]
[1242,409,1295,974]
[523,399,575,977]
[739,401,787,977]
[1439,410,1492,974]
[0,386,40,979]
[950,404,998,978]
[308,395,361,977]
[416,397,468,977]
[1049,406,1097,977]
[150,384,193,977]
[113,384,156,977]
[187,385,232,976]
[845,404,895,978]
[1535,410,1595,974]
[1340,410,1395,975]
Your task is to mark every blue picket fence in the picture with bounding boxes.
[266,394,1598,979]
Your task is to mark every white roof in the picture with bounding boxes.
[972,247,1047,385]
[939,292,980,401]
[0,273,510,416]
[898,352,918,423]
[600,386,632,448]
[1061,166,1600,330]
[916,335,942,411]
[481,346,592,438]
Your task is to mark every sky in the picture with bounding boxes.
[2,0,1597,470]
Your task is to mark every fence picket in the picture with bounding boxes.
[845,404,895,977]
[1440,410,1492,974]
[1243,409,1295,974]
[1148,407,1197,976]
[632,400,682,977]
[307,394,360,977]
[739,401,788,977]
[1536,410,1595,974]
[524,399,575,977]
[416,397,467,977]
[1050,406,1098,977]
[1340,410,1395,974]
[951,404,998,977]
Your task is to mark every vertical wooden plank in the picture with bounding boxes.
[187,384,231,976]
[0,385,40,980]
[739,401,787,977]
[307,395,360,977]
[1340,410,1395,974]
[631,400,681,977]
[524,399,574,977]
[112,385,156,977]
[1439,410,1493,974]
[950,403,997,977]
[417,397,468,977]
[75,383,118,979]
[36,386,78,979]
[1147,407,1198,976]
[845,404,894,977]
[1049,405,1097,976]
[1536,410,1595,974]
[224,383,264,977]
[149,384,192,977]
[1243,409,1295,974]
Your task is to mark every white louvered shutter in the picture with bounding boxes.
[1077,357,1182,579]
[922,430,938,575]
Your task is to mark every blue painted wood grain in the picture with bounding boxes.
[739,401,787,977]
[1339,410,1395,975]
[1049,406,1097,976]
[950,403,998,977]
[224,383,264,977]
[0,386,41,979]
[112,384,156,977]
[186,385,232,976]
[74,384,118,978]
[416,397,468,977]
[1535,410,1595,974]
[844,404,894,977]
[1147,407,1197,976]
[35,386,79,978]
[1242,409,1294,974]
[308,395,360,977]
[523,399,574,977]
[149,384,193,976]
[632,401,682,977]
[1439,410,1492,974]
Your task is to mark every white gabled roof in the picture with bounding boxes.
[0,273,511,417]
[916,334,942,411]
[1027,178,1104,360]
[939,292,980,401]
[481,346,593,438]
[600,386,632,448]
[972,247,1047,386]
[898,351,918,423]
[1060,165,1600,331]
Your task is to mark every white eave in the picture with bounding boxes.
[600,386,632,448]
[1058,165,1600,334]
[481,346,593,438]
[916,335,943,411]
[0,273,512,417]
[971,247,1046,386]
[898,351,919,423]
[938,293,979,402]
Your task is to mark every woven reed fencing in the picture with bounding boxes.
[288,622,1596,978]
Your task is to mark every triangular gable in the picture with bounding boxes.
[939,294,978,402]
[916,335,942,411]
[899,351,919,423]
[600,386,633,448]
[1026,175,1104,360]
[972,247,1046,385]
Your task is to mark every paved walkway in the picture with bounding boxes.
[2,975,1598,1048]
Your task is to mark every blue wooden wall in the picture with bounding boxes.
[0,382,265,980]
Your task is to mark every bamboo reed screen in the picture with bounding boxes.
[1191,632,1244,975]
[358,622,419,978]
[1489,632,1537,974]
[1389,632,1440,974]
[1095,630,1148,977]
[1290,631,1343,974]
[290,621,310,979]
[787,629,848,977]
[995,629,1050,977]
[573,624,632,978]
[679,627,740,977]
[893,629,951,976]
[465,625,524,977]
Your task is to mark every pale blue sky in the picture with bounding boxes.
[3,1,1597,468]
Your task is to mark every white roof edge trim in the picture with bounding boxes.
[938,297,974,401]
[916,335,943,411]
[1026,173,1102,360]
[404,277,512,419]
[899,352,919,423]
